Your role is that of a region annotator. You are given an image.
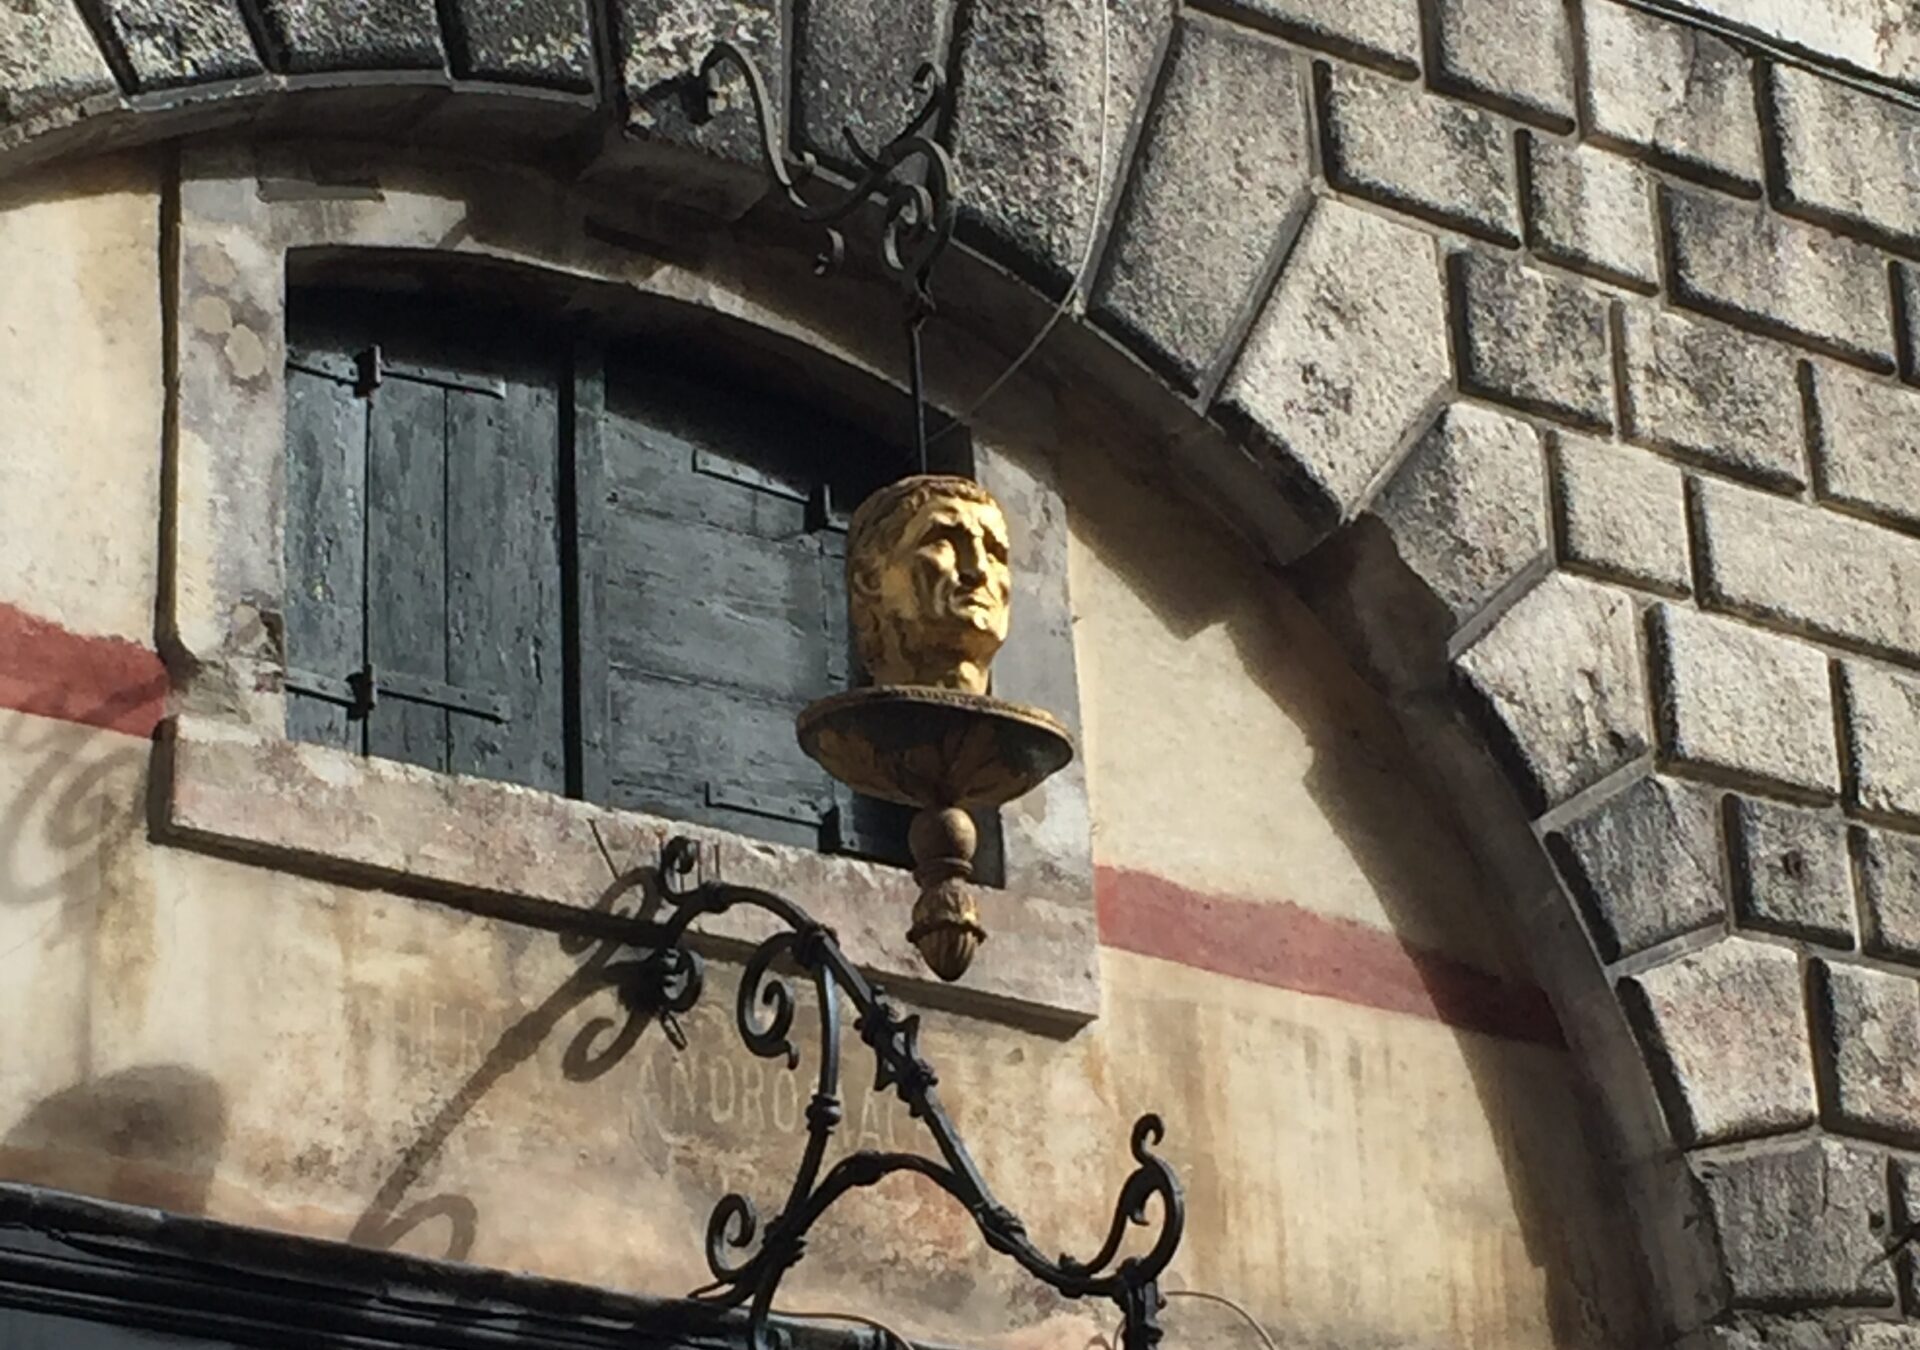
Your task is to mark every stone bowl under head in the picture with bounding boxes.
[795,686,1074,810]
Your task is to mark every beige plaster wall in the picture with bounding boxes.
[0,152,1647,1350]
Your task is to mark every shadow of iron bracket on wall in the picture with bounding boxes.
[606,836,1186,1350]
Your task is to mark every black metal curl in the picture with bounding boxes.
[621,838,1185,1350]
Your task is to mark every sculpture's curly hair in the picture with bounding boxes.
[845,475,1000,678]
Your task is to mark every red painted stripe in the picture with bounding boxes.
[1097,865,1565,1047]
[0,601,168,739]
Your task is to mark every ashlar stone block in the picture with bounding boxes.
[1725,796,1854,947]
[1617,306,1805,489]
[1428,0,1573,128]
[1806,361,1920,529]
[1766,63,1920,248]
[1218,199,1448,533]
[1647,603,1838,797]
[254,0,444,72]
[1693,476,1920,666]
[0,0,118,127]
[1620,939,1816,1144]
[1689,1140,1893,1305]
[1548,775,1723,962]
[1521,134,1658,292]
[1091,15,1310,389]
[1840,661,1920,825]
[1662,185,1895,370]
[1813,960,1920,1143]
[792,0,953,170]
[1859,827,1920,965]
[1371,403,1547,628]
[1454,574,1649,812]
[444,0,595,90]
[949,0,1171,295]
[1450,250,1612,430]
[618,0,784,172]
[1580,0,1762,187]
[97,1,263,90]
[1550,434,1690,596]
[1206,0,1418,74]
[1318,61,1518,245]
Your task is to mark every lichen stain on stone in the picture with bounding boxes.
[190,293,234,336]
[226,323,268,381]
[190,241,238,289]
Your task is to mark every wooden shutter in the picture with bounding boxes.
[282,298,567,794]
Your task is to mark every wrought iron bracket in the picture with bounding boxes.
[696,41,960,470]
[615,836,1185,1350]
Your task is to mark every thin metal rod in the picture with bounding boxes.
[909,316,928,474]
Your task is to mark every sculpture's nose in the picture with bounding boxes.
[955,533,988,585]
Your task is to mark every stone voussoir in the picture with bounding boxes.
[1547,773,1723,962]
[1370,403,1547,629]
[1765,63,1920,251]
[1426,0,1573,129]
[1619,937,1816,1145]
[97,1,263,91]
[1579,0,1763,189]
[1090,13,1310,390]
[1453,573,1649,813]
[1688,1139,1895,1307]
[1204,0,1418,74]
[442,0,596,90]
[1217,198,1449,535]
[1693,475,1920,666]
[0,0,120,129]
[1662,185,1896,370]
[1616,306,1806,489]
[1550,433,1690,596]
[1725,795,1855,948]
[1812,959,1920,1144]
[1318,61,1519,246]
[1647,602,1839,798]
[1521,133,1658,292]
[254,0,445,73]
[1450,250,1612,430]
[792,0,953,171]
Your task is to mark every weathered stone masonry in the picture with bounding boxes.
[12,0,1920,1344]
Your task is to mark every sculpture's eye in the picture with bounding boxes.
[986,532,1009,565]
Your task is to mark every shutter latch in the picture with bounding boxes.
[286,662,509,722]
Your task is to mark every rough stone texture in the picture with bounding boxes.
[1207,0,1418,73]
[1813,960,1920,1143]
[1840,661,1920,825]
[1428,0,1573,128]
[253,0,444,71]
[1693,476,1920,665]
[1090,16,1309,389]
[1551,434,1690,596]
[1682,1322,1920,1350]
[792,0,952,170]
[1726,797,1855,947]
[97,0,263,90]
[1665,0,1920,90]
[1521,133,1658,291]
[1370,404,1546,627]
[1689,1141,1894,1306]
[1662,186,1896,370]
[1859,827,1920,965]
[1317,62,1518,245]
[1579,0,1762,187]
[0,0,119,126]
[1806,361,1920,529]
[1620,939,1815,1144]
[1454,574,1649,812]
[949,0,1170,295]
[1617,306,1805,488]
[443,0,595,90]
[1547,775,1722,962]
[1765,63,1920,248]
[1218,199,1448,532]
[1647,603,1839,797]
[1450,250,1612,429]
[617,0,783,169]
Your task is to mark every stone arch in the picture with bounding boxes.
[10,1,1920,1343]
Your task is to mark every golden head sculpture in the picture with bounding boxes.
[799,473,1072,984]
[847,475,1010,694]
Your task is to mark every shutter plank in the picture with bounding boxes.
[566,344,610,803]
[446,377,566,792]
[283,357,366,750]
[365,378,450,772]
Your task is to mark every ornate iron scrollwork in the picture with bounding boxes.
[620,836,1185,1350]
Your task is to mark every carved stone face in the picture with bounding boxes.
[847,476,1012,695]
